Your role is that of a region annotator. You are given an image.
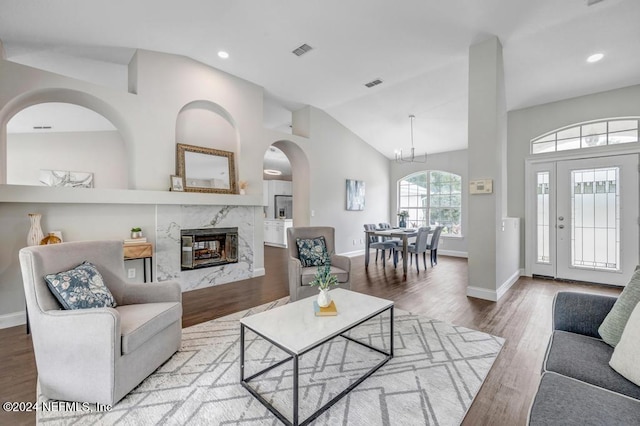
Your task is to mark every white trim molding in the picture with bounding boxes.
[0,311,26,329]
[467,268,523,302]
[439,250,468,258]
[341,249,366,258]
[252,268,266,278]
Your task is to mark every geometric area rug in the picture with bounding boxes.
[38,297,504,425]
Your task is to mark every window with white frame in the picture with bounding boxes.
[531,118,639,154]
[398,171,462,236]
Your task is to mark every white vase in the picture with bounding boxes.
[27,213,44,246]
[317,288,332,308]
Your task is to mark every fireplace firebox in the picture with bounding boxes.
[181,227,238,270]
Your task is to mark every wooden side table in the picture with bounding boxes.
[123,242,153,282]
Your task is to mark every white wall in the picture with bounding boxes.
[304,107,391,255]
[390,149,469,256]
[507,84,640,267]
[7,131,127,188]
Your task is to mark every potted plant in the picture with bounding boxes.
[309,254,338,307]
[397,210,410,228]
[130,227,143,239]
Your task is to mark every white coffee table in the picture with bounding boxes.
[240,288,394,426]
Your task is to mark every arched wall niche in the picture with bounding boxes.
[0,88,132,186]
[175,100,238,154]
[270,139,311,226]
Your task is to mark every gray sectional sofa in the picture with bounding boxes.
[528,292,640,425]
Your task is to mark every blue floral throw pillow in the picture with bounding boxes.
[296,237,328,267]
[45,261,117,310]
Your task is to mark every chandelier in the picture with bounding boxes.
[394,114,427,163]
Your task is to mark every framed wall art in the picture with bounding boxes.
[346,179,365,211]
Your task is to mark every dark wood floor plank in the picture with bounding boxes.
[0,246,622,425]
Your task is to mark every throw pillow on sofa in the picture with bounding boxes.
[598,266,640,347]
[609,302,640,386]
[45,261,117,310]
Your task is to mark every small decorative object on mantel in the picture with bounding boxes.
[309,253,339,309]
[170,175,184,192]
[397,210,410,228]
[27,213,44,247]
[238,180,248,195]
[40,233,62,245]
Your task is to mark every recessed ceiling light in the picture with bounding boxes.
[587,53,604,63]
[264,169,282,176]
[218,51,229,59]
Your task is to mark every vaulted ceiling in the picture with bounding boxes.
[1,0,639,158]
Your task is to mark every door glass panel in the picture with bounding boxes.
[536,172,550,263]
[570,167,620,271]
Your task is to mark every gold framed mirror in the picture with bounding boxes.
[176,143,237,194]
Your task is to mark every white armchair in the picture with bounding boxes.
[19,240,182,405]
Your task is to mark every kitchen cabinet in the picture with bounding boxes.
[264,219,292,247]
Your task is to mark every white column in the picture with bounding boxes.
[466,36,511,301]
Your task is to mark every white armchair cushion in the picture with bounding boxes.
[117,302,182,354]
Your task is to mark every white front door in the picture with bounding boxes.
[529,154,639,286]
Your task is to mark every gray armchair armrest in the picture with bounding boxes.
[330,254,350,273]
[288,256,303,287]
[553,291,617,338]
[121,281,182,305]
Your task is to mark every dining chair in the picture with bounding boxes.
[426,225,444,266]
[378,222,402,258]
[364,224,397,267]
[407,226,431,272]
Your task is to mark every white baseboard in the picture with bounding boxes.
[467,268,524,302]
[340,249,366,258]
[0,311,26,329]
[439,250,468,258]
[467,286,498,302]
[252,268,266,278]
[497,268,523,300]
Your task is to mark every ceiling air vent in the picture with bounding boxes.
[33,126,52,130]
[292,44,313,56]
[587,0,603,5]
[364,79,383,88]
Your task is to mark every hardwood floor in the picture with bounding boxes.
[0,246,621,425]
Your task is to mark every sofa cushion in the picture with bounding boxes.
[44,261,117,310]
[529,372,640,425]
[599,266,640,347]
[116,302,182,355]
[544,330,640,400]
[296,236,328,267]
[610,302,640,387]
[301,266,349,286]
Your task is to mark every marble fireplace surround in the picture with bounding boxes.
[156,204,259,292]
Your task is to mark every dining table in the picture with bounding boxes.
[364,228,427,280]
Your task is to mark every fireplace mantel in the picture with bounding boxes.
[0,184,263,206]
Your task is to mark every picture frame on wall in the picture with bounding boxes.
[346,179,365,211]
[170,175,185,192]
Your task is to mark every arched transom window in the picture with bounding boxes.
[531,118,639,154]
[397,170,462,236]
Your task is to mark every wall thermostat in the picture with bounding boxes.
[470,179,493,194]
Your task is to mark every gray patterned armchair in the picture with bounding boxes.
[286,226,351,302]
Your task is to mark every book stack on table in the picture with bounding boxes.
[313,300,338,316]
